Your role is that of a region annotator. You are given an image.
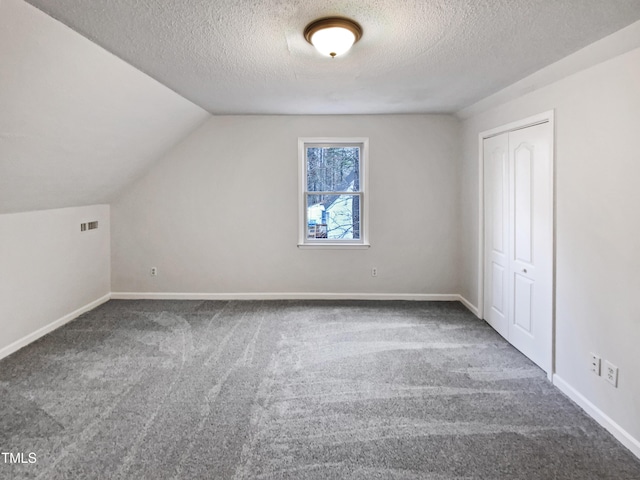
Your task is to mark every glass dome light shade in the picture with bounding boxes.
[310,27,356,57]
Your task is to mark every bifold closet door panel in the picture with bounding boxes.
[507,122,553,373]
[483,132,509,339]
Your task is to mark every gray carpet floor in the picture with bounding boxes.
[1,300,640,479]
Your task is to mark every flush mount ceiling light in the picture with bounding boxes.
[304,17,362,58]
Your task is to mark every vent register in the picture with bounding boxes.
[80,221,98,232]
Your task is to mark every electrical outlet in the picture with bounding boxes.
[150,267,158,277]
[590,353,601,376]
[371,267,378,277]
[604,361,618,387]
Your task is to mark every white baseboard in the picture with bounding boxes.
[110,292,465,302]
[458,295,480,317]
[0,293,111,361]
[553,374,640,460]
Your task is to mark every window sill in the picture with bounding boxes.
[297,243,370,250]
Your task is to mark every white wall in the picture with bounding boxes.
[0,0,209,214]
[111,115,461,297]
[459,41,640,448]
[0,205,111,358]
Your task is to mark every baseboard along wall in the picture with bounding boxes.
[553,375,640,460]
[0,293,111,361]
[110,291,469,303]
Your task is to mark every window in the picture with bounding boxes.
[298,138,369,247]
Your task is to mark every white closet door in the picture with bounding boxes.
[483,133,509,339]
[483,121,553,374]
[507,122,553,373]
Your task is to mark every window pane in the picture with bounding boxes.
[306,147,360,192]
[307,194,361,240]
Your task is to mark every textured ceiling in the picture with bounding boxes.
[21,1,640,114]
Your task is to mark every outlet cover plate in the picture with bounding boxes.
[604,360,618,387]
[590,353,601,376]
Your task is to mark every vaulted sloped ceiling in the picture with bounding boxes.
[22,0,640,115]
[0,0,210,214]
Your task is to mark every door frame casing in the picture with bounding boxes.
[477,110,556,381]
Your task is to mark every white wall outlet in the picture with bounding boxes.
[371,267,378,277]
[150,267,158,276]
[604,361,618,387]
[590,353,601,376]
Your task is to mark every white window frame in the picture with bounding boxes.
[298,137,370,249]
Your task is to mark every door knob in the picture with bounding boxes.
[523,268,527,273]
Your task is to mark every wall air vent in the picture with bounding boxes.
[80,223,87,232]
